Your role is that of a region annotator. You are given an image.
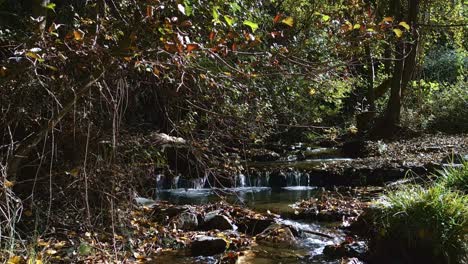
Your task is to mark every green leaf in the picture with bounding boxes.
[224,15,235,27]
[322,15,330,22]
[229,2,241,13]
[281,17,294,27]
[45,3,56,10]
[243,20,259,32]
[212,6,220,21]
[184,1,193,16]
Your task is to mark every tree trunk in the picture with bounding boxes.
[380,0,420,134]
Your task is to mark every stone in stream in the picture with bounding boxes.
[172,211,199,231]
[256,224,297,246]
[202,211,235,231]
[191,235,228,256]
[323,241,368,259]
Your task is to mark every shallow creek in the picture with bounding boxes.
[156,187,347,263]
[153,147,360,263]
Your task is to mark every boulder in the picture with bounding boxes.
[172,211,199,231]
[191,236,227,256]
[203,211,235,231]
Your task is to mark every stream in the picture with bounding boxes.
[154,147,364,263]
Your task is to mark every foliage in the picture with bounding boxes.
[438,163,468,194]
[373,184,468,263]
[423,47,467,84]
[402,80,468,133]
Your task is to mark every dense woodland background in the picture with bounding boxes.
[0,0,466,262]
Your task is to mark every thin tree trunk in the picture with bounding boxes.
[382,0,420,131]
[32,0,49,33]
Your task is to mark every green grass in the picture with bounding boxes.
[437,163,468,194]
[373,184,468,263]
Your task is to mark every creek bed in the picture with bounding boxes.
[155,187,351,263]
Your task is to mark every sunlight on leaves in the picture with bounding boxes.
[281,17,294,27]
[393,28,403,38]
[399,21,410,30]
[243,20,259,32]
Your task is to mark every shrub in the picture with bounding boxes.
[371,185,468,264]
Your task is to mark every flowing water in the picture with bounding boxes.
[154,147,355,263]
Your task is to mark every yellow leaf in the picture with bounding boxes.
[73,30,85,41]
[7,256,22,264]
[393,28,403,38]
[281,17,294,27]
[4,180,15,188]
[24,210,33,217]
[353,24,361,30]
[309,88,316,95]
[399,21,410,30]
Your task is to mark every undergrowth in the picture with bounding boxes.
[372,165,468,264]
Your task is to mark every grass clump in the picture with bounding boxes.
[372,184,468,264]
[438,163,468,194]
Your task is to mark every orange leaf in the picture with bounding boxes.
[186,43,200,52]
[209,31,216,41]
[273,13,282,23]
[73,30,85,41]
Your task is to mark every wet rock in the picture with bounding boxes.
[323,241,368,259]
[237,218,274,235]
[191,235,227,256]
[256,224,297,246]
[203,211,234,231]
[172,211,198,231]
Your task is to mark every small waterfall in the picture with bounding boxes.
[156,174,165,189]
[237,174,247,187]
[172,175,180,188]
[191,176,207,189]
